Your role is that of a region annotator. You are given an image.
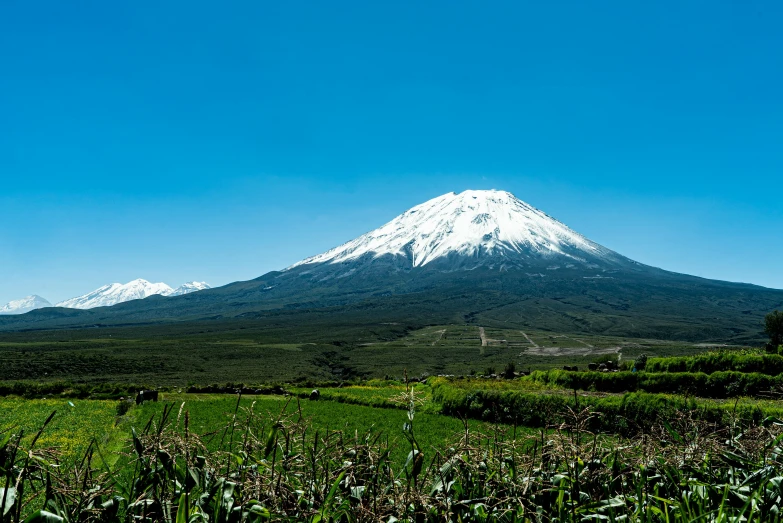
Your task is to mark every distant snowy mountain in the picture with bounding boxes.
[167,281,211,296]
[0,295,52,315]
[290,189,625,274]
[56,279,174,309]
[54,279,210,309]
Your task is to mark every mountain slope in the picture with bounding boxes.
[1,190,781,342]
[0,295,52,315]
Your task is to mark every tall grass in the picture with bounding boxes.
[5,389,783,521]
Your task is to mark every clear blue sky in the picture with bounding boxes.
[1,0,782,304]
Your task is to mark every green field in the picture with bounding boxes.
[0,388,527,470]
[0,397,121,468]
[4,319,783,521]
[0,322,726,385]
[4,364,781,470]
[5,372,783,521]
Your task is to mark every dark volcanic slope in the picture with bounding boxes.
[1,258,780,343]
[2,190,780,343]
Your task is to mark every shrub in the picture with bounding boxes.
[646,352,783,375]
[592,354,618,365]
[525,369,781,399]
[430,377,772,435]
[766,310,783,347]
[116,399,133,416]
[0,381,143,399]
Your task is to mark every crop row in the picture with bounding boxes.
[429,377,783,434]
[0,380,144,399]
[646,351,783,374]
[527,369,783,398]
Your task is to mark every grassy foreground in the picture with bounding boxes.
[4,382,783,521]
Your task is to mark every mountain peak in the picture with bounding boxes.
[56,279,174,309]
[168,281,211,296]
[290,189,619,271]
[0,295,52,315]
[53,279,211,309]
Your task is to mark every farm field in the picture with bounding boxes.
[136,392,536,461]
[6,342,783,521]
[0,389,528,470]
[5,359,783,470]
[0,321,727,385]
[349,324,719,377]
[3,326,781,521]
[0,397,122,468]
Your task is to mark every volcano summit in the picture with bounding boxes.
[290,189,627,274]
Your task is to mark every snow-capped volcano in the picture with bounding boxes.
[168,281,211,296]
[0,189,779,345]
[56,279,174,309]
[0,295,52,315]
[290,189,622,272]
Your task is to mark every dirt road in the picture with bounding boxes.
[520,331,539,348]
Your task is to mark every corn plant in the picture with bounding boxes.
[5,396,783,521]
